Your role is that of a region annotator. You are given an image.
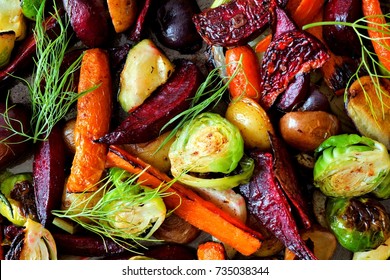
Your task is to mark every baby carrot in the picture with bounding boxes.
[66,48,113,193]
[197,242,226,260]
[225,44,262,102]
[255,34,272,53]
[362,0,390,72]
[287,0,326,27]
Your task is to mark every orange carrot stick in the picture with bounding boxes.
[287,0,326,27]
[225,44,262,102]
[105,145,263,256]
[255,34,272,53]
[66,48,112,193]
[362,0,390,72]
[197,242,226,260]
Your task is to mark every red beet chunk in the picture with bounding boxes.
[97,59,204,145]
[260,5,329,110]
[239,150,316,260]
[192,0,271,47]
[33,124,66,227]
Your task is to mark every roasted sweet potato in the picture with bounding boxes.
[107,0,137,33]
[97,59,204,145]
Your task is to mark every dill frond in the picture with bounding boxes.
[1,0,87,143]
[156,58,243,153]
[303,13,390,122]
[52,168,176,253]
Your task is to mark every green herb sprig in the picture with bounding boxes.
[53,168,176,253]
[303,13,390,122]
[2,0,88,143]
[156,58,243,152]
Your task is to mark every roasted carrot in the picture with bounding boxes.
[66,48,112,193]
[362,0,390,72]
[225,44,262,102]
[197,242,226,260]
[255,34,272,53]
[304,9,324,39]
[105,145,263,256]
[286,0,326,27]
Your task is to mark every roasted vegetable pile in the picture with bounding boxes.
[1,0,390,260]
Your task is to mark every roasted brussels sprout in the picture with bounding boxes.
[313,134,390,197]
[100,168,166,238]
[372,172,390,200]
[169,112,254,190]
[326,196,390,252]
[0,172,36,226]
[54,167,167,242]
[5,218,57,260]
[353,235,390,260]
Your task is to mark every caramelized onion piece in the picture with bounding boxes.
[153,214,200,244]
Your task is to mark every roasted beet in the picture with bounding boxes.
[63,0,110,47]
[144,244,197,260]
[96,59,204,145]
[323,0,362,57]
[153,0,203,53]
[0,103,31,170]
[239,150,316,260]
[274,73,310,112]
[268,133,312,228]
[33,124,66,227]
[298,86,331,112]
[260,5,329,110]
[192,0,271,47]
[320,54,361,95]
[129,0,152,41]
[52,232,129,257]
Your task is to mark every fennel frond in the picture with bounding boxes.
[52,168,176,253]
[156,58,244,152]
[1,0,87,143]
[303,13,390,122]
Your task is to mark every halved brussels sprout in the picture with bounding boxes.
[313,134,390,197]
[54,168,167,242]
[19,218,57,260]
[372,172,390,200]
[353,235,390,260]
[0,172,35,226]
[169,112,252,189]
[0,31,15,68]
[326,196,390,252]
[100,169,166,239]
[6,218,57,260]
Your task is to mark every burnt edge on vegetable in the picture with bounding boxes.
[96,59,204,145]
